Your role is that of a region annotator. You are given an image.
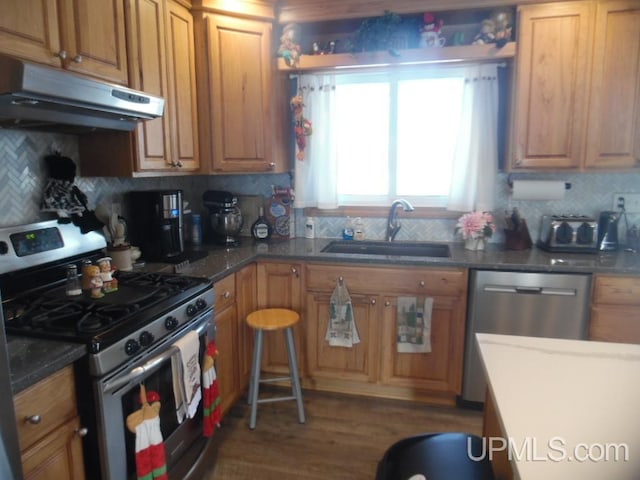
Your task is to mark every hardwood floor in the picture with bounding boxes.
[201,389,483,479]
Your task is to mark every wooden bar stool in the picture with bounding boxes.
[246,308,306,430]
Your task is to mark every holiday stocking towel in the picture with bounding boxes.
[126,385,168,480]
[202,341,221,437]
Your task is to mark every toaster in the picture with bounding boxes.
[537,215,598,253]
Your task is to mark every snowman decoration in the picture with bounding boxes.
[419,12,445,48]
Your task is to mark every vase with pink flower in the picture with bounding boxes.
[455,211,496,250]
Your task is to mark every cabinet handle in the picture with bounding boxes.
[56,50,67,60]
[75,427,89,437]
[370,299,376,305]
[269,162,276,170]
[291,267,299,277]
[223,291,231,299]
[419,280,425,287]
[26,415,42,425]
[384,301,391,307]
[72,55,83,63]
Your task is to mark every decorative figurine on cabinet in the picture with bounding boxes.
[472,19,496,45]
[491,9,513,48]
[419,12,445,48]
[278,23,302,67]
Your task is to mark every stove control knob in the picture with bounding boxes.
[0,241,8,255]
[186,304,197,317]
[165,316,179,330]
[124,339,140,356]
[195,298,207,311]
[139,331,154,347]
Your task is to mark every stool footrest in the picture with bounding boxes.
[259,376,294,384]
[256,396,297,404]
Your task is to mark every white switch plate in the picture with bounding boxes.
[612,193,640,213]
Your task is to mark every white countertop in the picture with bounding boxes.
[477,333,640,480]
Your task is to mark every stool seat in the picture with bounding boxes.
[246,308,300,330]
[246,308,305,430]
[376,432,495,480]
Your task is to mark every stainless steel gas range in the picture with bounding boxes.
[0,220,215,480]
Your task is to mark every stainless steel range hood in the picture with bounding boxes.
[0,54,164,133]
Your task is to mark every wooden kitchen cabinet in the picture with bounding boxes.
[511,1,594,169]
[305,264,468,404]
[236,263,257,389]
[511,0,640,171]
[13,365,86,480]
[0,0,128,85]
[213,276,240,416]
[213,264,258,415]
[256,261,304,375]
[193,0,289,174]
[79,0,199,176]
[589,274,640,344]
[584,1,640,169]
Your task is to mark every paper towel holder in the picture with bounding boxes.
[507,174,571,190]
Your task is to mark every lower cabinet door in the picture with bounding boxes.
[22,416,86,480]
[216,303,239,415]
[305,292,379,384]
[380,295,466,395]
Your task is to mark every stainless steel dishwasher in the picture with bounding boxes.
[462,270,592,403]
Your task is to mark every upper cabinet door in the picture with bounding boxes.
[126,0,172,170]
[584,1,640,169]
[165,0,199,171]
[511,2,594,169]
[0,0,62,67]
[203,14,274,173]
[57,0,129,84]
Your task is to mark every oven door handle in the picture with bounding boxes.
[103,320,210,394]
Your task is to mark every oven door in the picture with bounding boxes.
[93,310,214,480]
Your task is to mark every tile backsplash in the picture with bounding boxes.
[2,130,640,245]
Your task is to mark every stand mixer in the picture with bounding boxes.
[203,190,243,246]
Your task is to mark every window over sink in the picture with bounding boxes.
[293,62,503,213]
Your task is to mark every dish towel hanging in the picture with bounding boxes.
[396,297,433,353]
[171,331,202,423]
[325,278,360,347]
[126,385,168,480]
[202,341,222,437]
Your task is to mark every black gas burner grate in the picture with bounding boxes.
[5,280,175,337]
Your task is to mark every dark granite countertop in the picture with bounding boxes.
[7,335,86,394]
[177,238,640,280]
[8,238,640,393]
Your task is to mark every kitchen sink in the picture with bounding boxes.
[321,240,451,258]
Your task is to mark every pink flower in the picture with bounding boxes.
[456,211,496,240]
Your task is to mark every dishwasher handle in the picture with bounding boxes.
[484,285,577,296]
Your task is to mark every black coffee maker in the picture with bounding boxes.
[129,190,184,261]
[597,211,620,251]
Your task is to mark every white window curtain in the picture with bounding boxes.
[293,64,499,211]
[293,74,338,209]
[446,63,499,212]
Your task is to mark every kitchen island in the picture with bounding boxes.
[478,333,640,480]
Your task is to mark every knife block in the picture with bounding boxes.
[504,219,533,250]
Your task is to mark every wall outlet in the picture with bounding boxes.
[612,193,640,213]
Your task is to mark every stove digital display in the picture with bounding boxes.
[10,227,64,257]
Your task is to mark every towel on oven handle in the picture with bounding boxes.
[202,341,221,437]
[171,331,202,423]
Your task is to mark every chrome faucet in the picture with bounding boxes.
[386,199,414,241]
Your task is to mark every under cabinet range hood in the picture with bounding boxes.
[0,54,164,132]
